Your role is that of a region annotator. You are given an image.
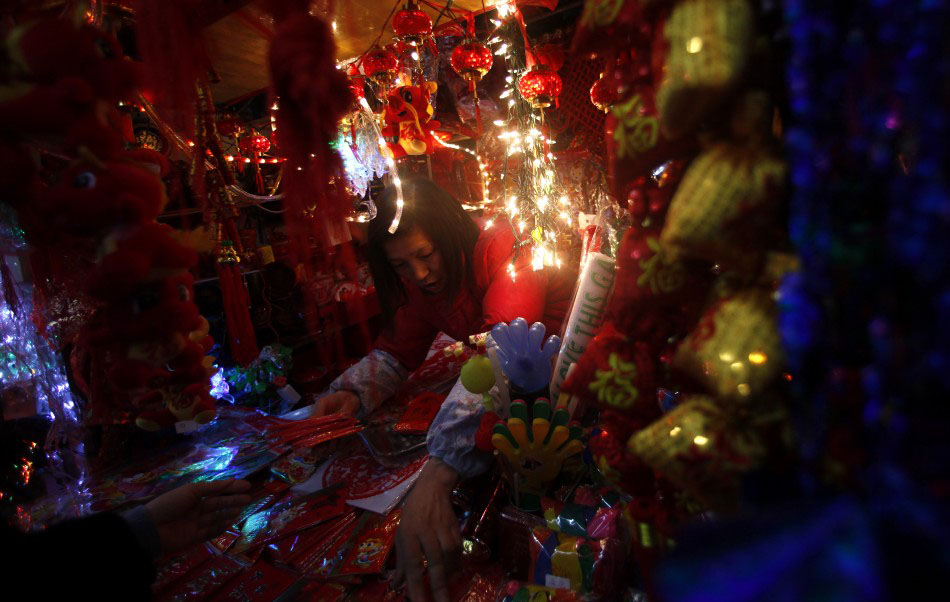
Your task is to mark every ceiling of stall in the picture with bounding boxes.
[205,0,494,104]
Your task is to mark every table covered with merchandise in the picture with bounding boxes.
[27,331,638,602]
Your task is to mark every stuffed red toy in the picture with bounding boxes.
[381,82,442,158]
[0,18,141,136]
[24,146,169,246]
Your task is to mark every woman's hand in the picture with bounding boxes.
[314,390,361,417]
[394,457,462,602]
[144,479,252,556]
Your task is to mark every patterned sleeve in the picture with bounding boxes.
[327,349,409,415]
[426,376,492,479]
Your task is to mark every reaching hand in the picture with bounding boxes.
[491,318,561,393]
[314,390,361,417]
[144,479,252,556]
[394,458,461,602]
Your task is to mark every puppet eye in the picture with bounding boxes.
[402,89,413,103]
[131,290,160,314]
[177,284,190,302]
[74,171,97,188]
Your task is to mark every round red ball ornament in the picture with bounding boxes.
[590,73,619,113]
[239,134,271,155]
[362,47,399,85]
[392,2,432,46]
[451,40,493,82]
[518,65,562,108]
[217,115,244,137]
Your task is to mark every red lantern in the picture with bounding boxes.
[362,47,399,85]
[451,40,493,82]
[590,73,619,113]
[217,115,244,137]
[518,65,562,108]
[239,134,271,155]
[392,2,432,46]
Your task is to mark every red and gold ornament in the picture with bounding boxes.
[451,40,493,82]
[392,1,432,46]
[518,64,562,108]
[217,115,244,137]
[590,73,619,113]
[362,46,399,86]
[239,133,271,155]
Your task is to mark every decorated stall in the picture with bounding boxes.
[1,0,947,601]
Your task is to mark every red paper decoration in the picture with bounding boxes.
[392,2,432,46]
[239,134,271,155]
[590,73,619,113]
[518,65,563,108]
[348,75,366,101]
[362,47,399,85]
[451,40,493,82]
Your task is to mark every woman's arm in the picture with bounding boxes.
[322,349,409,416]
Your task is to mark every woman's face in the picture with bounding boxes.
[384,226,446,294]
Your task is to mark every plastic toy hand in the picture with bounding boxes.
[491,318,561,393]
[491,398,583,491]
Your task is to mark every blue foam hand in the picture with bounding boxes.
[491,318,561,393]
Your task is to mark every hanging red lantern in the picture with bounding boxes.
[392,2,432,46]
[217,115,244,137]
[239,134,271,155]
[518,64,562,108]
[590,73,619,113]
[362,47,399,85]
[451,40,493,82]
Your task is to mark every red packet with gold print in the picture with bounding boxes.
[152,544,213,596]
[155,553,245,601]
[207,559,297,602]
[334,508,402,576]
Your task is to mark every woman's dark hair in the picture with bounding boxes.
[368,178,481,322]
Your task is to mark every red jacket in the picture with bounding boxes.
[376,222,577,371]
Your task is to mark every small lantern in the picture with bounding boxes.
[392,2,432,46]
[217,115,244,137]
[589,73,618,113]
[518,65,562,108]
[239,134,271,155]
[362,47,399,85]
[451,40,493,82]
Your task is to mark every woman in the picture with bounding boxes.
[317,178,575,601]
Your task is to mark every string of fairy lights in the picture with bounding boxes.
[486,0,569,273]
[335,0,573,277]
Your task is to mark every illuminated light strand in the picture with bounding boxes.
[431,136,490,207]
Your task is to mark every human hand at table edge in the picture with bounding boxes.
[144,479,252,557]
[394,457,461,602]
[314,390,361,417]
